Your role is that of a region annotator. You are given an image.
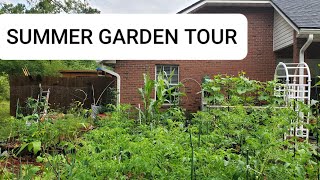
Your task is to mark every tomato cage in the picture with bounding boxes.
[274,62,312,140]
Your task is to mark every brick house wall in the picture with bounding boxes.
[114,7,276,112]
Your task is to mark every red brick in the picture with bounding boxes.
[114,7,276,113]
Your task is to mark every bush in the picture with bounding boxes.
[0,73,9,101]
[0,101,10,120]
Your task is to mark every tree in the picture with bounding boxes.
[0,0,100,14]
[0,60,98,76]
[0,0,100,76]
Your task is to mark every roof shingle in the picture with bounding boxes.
[272,0,320,29]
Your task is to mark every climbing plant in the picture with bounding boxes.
[202,72,285,106]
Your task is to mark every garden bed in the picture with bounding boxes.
[1,73,319,179]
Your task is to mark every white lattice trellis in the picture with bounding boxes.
[274,62,312,140]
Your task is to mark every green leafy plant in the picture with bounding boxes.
[0,73,9,101]
[24,97,49,122]
[137,73,155,123]
[1,73,318,179]
[17,141,41,155]
[202,73,285,106]
[68,100,89,118]
[137,73,184,124]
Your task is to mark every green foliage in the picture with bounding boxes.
[68,100,90,118]
[0,73,318,179]
[137,73,155,123]
[0,73,9,101]
[0,105,318,179]
[0,60,98,76]
[0,101,10,120]
[17,141,42,155]
[0,163,41,180]
[0,111,93,159]
[23,97,49,122]
[20,164,41,179]
[56,113,192,179]
[0,0,100,14]
[202,73,285,106]
[137,73,185,124]
[25,105,315,179]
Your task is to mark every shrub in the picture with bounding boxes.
[0,73,9,101]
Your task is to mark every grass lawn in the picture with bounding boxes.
[0,100,10,120]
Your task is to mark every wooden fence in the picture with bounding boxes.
[9,76,116,116]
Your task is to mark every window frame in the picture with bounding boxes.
[155,64,180,105]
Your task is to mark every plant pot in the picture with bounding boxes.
[91,104,101,119]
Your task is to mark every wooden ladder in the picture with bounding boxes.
[38,84,50,121]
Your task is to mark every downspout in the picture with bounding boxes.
[298,34,313,102]
[100,67,121,106]
[296,34,313,139]
[299,34,314,64]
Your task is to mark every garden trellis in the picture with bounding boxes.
[274,62,312,140]
[201,62,312,140]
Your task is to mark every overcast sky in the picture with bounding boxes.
[3,0,197,13]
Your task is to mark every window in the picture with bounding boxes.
[156,65,179,104]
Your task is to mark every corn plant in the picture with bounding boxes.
[137,72,184,124]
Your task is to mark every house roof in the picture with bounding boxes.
[176,0,204,14]
[272,0,320,29]
[177,0,271,14]
[178,0,320,30]
[59,70,98,73]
